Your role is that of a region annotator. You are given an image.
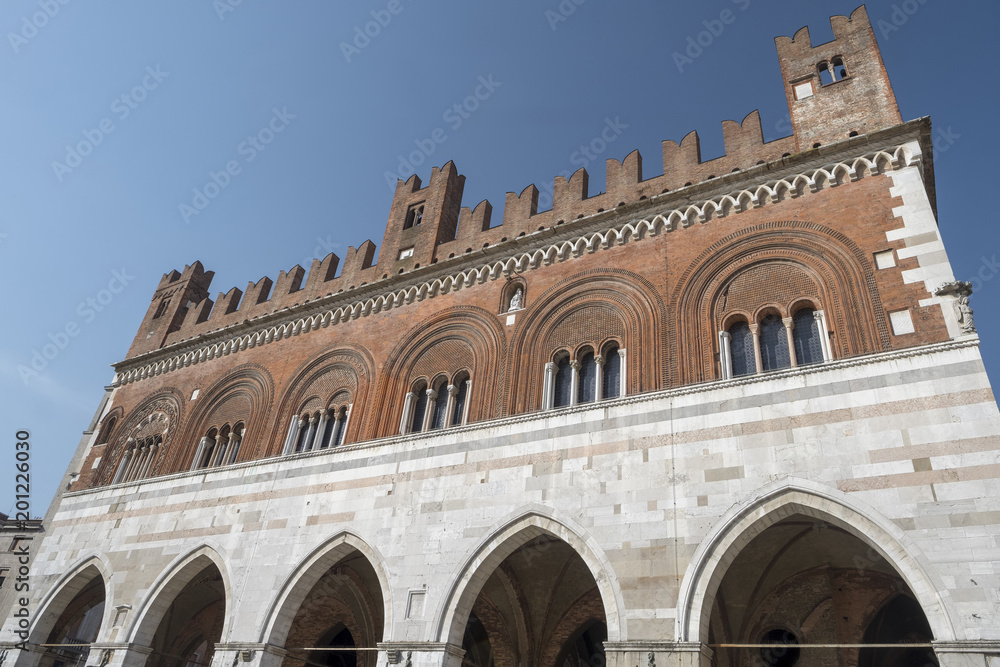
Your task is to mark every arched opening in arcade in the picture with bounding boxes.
[146,563,226,667]
[706,514,938,667]
[37,574,105,667]
[278,551,385,667]
[457,534,608,667]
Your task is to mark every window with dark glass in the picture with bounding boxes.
[411,381,428,433]
[729,322,756,377]
[578,349,596,404]
[793,308,823,366]
[602,345,621,398]
[553,357,572,408]
[760,314,791,371]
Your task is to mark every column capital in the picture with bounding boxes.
[544,361,556,371]
[447,384,459,397]
[720,330,731,341]
[570,360,582,371]
[594,354,604,364]
[782,316,794,328]
[425,388,438,399]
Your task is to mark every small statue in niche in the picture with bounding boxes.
[508,287,523,312]
[934,280,976,335]
[956,294,976,334]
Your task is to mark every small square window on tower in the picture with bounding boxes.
[874,250,896,269]
[889,309,915,335]
[403,203,424,230]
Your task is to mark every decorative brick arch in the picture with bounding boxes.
[269,346,375,455]
[435,507,626,647]
[374,307,506,436]
[506,270,665,413]
[94,406,123,445]
[670,221,890,385]
[675,478,956,645]
[169,364,274,470]
[93,389,183,486]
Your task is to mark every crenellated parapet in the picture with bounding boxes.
[125,5,906,360]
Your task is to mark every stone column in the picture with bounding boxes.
[282,417,299,455]
[569,360,581,406]
[718,331,732,379]
[543,362,556,410]
[750,324,763,374]
[815,310,833,362]
[301,416,318,453]
[444,385,458,427]
[783,316,798,368]
[340,404,353,444]
[312,410,330,451]
[604,642,713,667]
[421,388,438,432]
[594,354,605,400]
[400,393,415,434]
[113,449,133,483]
[618,348,628,396]
[375,643,466,667]
[461,381,471,425]
[190,437,209,471]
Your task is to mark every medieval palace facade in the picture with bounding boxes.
[4,7,999,667]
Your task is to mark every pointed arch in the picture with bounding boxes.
[258,531,393,648]
[27,555,113,646]
[675,478,956,645]
[435,507,625,647]
[125,544,233,647]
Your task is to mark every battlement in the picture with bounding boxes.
[125,5,906,360]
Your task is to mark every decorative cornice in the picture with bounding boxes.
[111,143,920,388]
[69,338,977,499]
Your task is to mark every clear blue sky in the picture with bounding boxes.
[2,1,998,515]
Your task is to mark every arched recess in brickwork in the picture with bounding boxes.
[170,363,274,469]
[507,270,664,413]
[92,389,183,487]
[258,531,391,665]
[125,544,233,653]
[268,345,375,454]
[95,406,123,445]
[670,221,891,385]
[436,508,625,649]
[20,555,113,667]
[676,478,956,649]
[375,307,506,436]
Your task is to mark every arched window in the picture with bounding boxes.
[294,414,313,453]
[760,313,790,371]
[429,378,449,430]
[553,356,572,408]
[602,344,621,399]
[202,428,218,467]
[97,416,117,445]
[321,411,337,449]
[451,373,469,426]
[228,423,244,464]
[215,425,231,466]
[333,407,348,446]
[577,349,596,404]
[410,381,428,433]
[729,321,756,377]
[793,308,824,366]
